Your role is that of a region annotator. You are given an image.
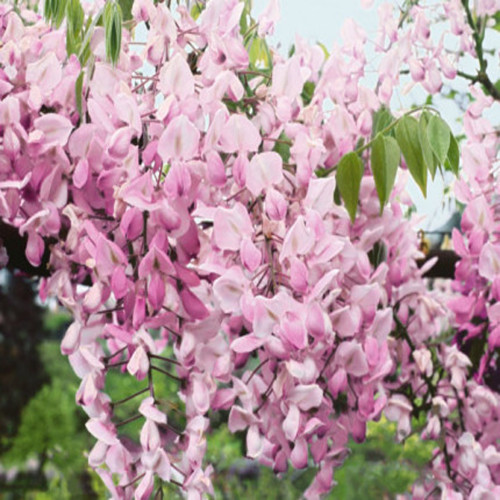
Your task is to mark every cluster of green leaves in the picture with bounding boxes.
[0,324,185,500]
[241,0,273,72]
[1,340,92,499]
[336,107,459,222]
[332,417,435,500]
[199,416,433,500]
[43,0,128,66]
[103,1,123,65]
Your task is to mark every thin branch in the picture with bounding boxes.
[116,413,142,428]
[149,354,180,366]
[246,358,269,384]
[111,387,149,407]
[150,365,183,383]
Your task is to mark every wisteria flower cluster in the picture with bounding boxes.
[0,0,499,498]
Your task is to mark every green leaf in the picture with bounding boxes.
[248,37,272,70]
[372,107,394,139]
[53,0,68,28]
[75,71,84,119]
[44,0,53,22]
[301,81,315,106]
[66,31,79,58]
[118,0,134,22]
[66,0,84,36]
[395,115,427,196]
[317,42,329,59]
[190,3,204,20]
[66,0,84,56]
[368,241,387,268]
[272,133,291,163]
[333,184,341,205]
[444,133,460,176]
[104,2,122,65]
[371,134,400,213]
[427,115,450,165]
[78,11,100,64]
[418,112,438,179]
[336,152,364,223]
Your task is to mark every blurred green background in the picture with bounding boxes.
[0,274,434,499]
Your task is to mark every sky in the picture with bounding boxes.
[252,0,380,51]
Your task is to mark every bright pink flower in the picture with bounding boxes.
[218,114,261,153]
[271,56,305,100]
[159,52,195,100]
[86,418,118,446]
[258,0,280,37]
[334,341,369,377]
[26,52,62,94]
[281,311,307,350]
[240,237,261,272]
[283,403,300,441]
[158,115,200,161]
[245,151,283,197]
[288,384,323,411]
[127,345,150,381]
[213,202,253,251]
[265,188,287,220]
[385,395,413,440]
[180,288,209,320]
[478,242,500,282]
[34,114,73,148]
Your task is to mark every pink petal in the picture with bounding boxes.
[289,384,323,411]
[231,334,264,353]
[271,56,305,100]
[73,158,89,189]
[290,257,308,293]
[127,345,149,381]
[218,115,261,153]
[240,237,261,272]
[148,271,165,310]
[159,53,195,100]
[228,405,258,432]
[180,288,209,320]
[213,203,253,251]
[26,52,62,93]
[61,322,81,355]
[283,404,300,441]
[290,437,308,469]
[34,113,73,147]
[191,374,210,414]
[140,420,161,451]
[246,152,283,197]
[206,150,227,186]
[265,188,287,220]
[158,115,200,161]
[134,471,154,500]
[25,231,45,267]
[107,126,132,159]
[139,397,167,424]
[335,341,369,377]
[281,312,307,350]
[86,418,118,445]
